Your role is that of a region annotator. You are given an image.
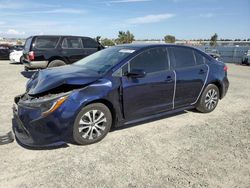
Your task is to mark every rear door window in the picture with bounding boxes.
[129,47,169,74]
[62,37,83,49]
[83,38,98,48]
[34,37,59,49]
[172,47,196,68]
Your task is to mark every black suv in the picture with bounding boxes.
[23,35,104,70]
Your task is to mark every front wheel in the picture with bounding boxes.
[196,84,220,113]
[73,103,112,145]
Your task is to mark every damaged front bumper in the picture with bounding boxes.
[12,104,66,147]
[12,92,81,147]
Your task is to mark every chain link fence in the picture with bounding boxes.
[198,46,250,64]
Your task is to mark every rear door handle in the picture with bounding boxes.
[165,76,173,83]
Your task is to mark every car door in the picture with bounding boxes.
[122,47,175,120]
[169,47,208,108]
[61,37,85,63]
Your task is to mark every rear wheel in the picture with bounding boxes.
[247,59,250,66]
[196,84,220,113]
[73,103,112,145]
[48,59,66,68]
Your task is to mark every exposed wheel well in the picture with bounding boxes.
[48,56,68,65]
[85,99,116,128]
[211,81,223,99]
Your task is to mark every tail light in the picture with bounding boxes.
[28,51,35,61]
[224,65,228,72]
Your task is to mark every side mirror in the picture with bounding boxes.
[125,69,146,78]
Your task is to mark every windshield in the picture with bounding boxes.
[74,46,136,74]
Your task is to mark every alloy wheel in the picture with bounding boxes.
[78,110,107,140]
[205,89,218,110]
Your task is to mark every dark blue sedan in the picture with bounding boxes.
[13,44,229,147]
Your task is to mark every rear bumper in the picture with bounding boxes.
[23,60,48,69]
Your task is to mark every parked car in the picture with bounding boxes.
[0,44,12,60]
[241,50,250,65]
[13,44,229,147]
[22,35,104,70]
[10,45,24,52]
[9,50,24,64]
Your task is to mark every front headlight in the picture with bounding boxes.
[20,93,69,116]
[41,96,68,116]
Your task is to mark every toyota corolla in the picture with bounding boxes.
[13,44,229,147]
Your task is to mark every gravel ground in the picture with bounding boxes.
[0,61,249,188]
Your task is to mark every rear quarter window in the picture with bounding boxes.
[194,51,205,65]
[62,37,83,49]
[83,38,98,48]
[34,37,59,49]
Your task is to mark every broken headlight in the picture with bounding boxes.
[19,92,69,116]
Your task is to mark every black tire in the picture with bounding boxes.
[20,56,24,64]
[73,103,112,145]
[242,59,246,65]
[196,84,220,113]
[24,66,29,71]
[48,59,66,68]
[247,59,250,66]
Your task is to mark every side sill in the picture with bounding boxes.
[121,105,195,126]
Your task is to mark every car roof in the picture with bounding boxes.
[28,35,93,38]
[115,43,213,60]
[116,43,199,50]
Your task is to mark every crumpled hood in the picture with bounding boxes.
[27,65,100,95]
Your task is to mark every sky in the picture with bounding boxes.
[0,0,249,40]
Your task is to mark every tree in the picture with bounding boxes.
[116,30,134,44]
[101,38,115,46]
[210,33,218,47]
[164,35,176,43]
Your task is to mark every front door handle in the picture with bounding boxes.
[165,76,173,83]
